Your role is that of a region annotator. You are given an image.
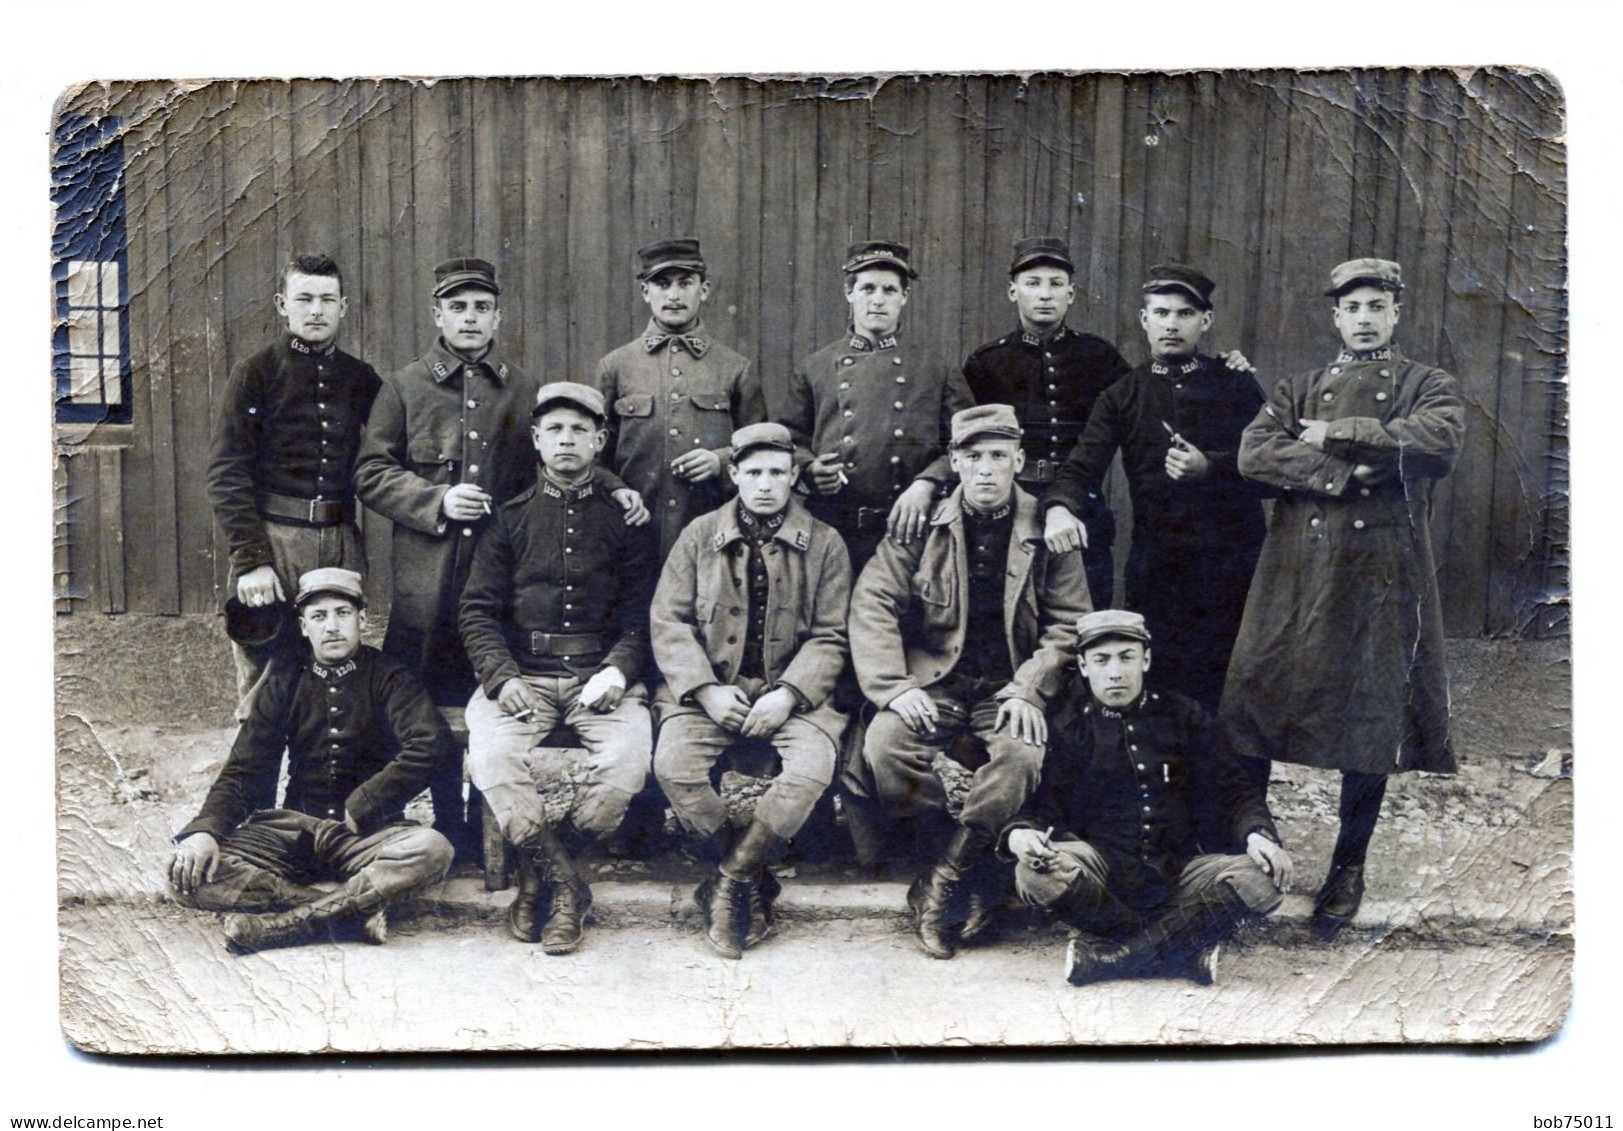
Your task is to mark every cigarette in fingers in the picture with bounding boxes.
[837,471,849,486]
[513,708,534,722]
[482,500,492,515]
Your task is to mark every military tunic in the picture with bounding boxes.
[354,338,541,705]
[594,320,764,561]
[1045,354,1270,709]
[963,325,1128,605]
[779,330,974,566]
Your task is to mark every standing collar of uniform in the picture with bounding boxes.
[536,467,598,501]
[1333,345,1401,364]
[1019,323,1071,348]
[288,336,337,359]
[426,337,510,384]
[641,318,711,358]
[846,327,901,352]
[1082,688,1151,718]
[1148,354,1204,377]
[309,654,360,681]
[711,496,816,553]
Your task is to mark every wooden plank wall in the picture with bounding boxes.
[57,70,1568,637]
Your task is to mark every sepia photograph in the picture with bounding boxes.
[49,66,1570,1060]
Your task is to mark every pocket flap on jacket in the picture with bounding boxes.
[688,393,730,412]
[615,394,654,417]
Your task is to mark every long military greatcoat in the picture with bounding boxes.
[1219,348,1464,775]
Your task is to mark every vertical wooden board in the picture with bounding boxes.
[525,79,571,381]
[1485,71,1566,637]
[1431,70,1516,634]
[469,80,509,353]
[723,79,765,375]
[958,78,994,353]
[784,80,824,387]
[443,81,476,259]
[383,81,422,370]
[1142,72,1195,264]
[565,83,613,378]
[1278,74,1352,365]
[1394,72,1468,631]
[806,85,853,350]
[979,77,1026,334]
[1084,75,1126,355]
[96,448,127,614]
[113,87,162,613]
[1201,73,1264,359]
[919,77,968,370]
[158,87,226,614]
[864,76,913,249]
[1061,75,1096,319]
[599,79,639,368]
[353,79,396,375]
[1114,74,1159,354]
[411,82,454,269]
[752,80,799,412]
[1368,70,1412,259]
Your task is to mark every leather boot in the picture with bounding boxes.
[1312,864,1365,933]
[908,825,992,960]
[695,873,750,959]
[530,824,592,956]
[507,847,547,943]
[223,876,387,955]
[721,820,784,953]
[1065,882,1250,986]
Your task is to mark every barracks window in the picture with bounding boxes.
[53,113,131,424]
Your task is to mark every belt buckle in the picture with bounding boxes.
[530,631,547,655]
[308,498,322,524]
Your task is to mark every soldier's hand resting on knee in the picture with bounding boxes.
[1246,831,1294,892]
[994,696,1048,746]
[739,686,795,738]
[169,832,220,895]
[498,676,546,719]
[886,687,939,735]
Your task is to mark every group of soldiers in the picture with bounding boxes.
[166,233,1464,988]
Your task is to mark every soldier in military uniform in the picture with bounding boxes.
[206,254,381,719]
[167,568,456,955]
[848,405,1091,960]
[1042,264,1270,711]
[1002,610,1291,987]
[778,240,975,570]
[459,382,658,955]
[1222,258,1464,933]
[650,423,852,958]
[355,258,644,856]
[961,237,1129,606]
[594,238,765,562]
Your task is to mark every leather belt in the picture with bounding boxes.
[528,631,610,657]
[854,506,891,531]
[1020,459,1059,485]
[258,492,353,527]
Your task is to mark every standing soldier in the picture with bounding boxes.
[459,382,658,955]
[1042,264,1269,711]
[650,423,851,958]
[594,238,765,562]
[778,240,975,570]
[1221,258,1465,933]
[207,254,380,719]
[849,405,1091,959]
[962,237,1129,605]
[354,257,644,856]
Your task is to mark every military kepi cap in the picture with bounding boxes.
[295,567,366,609]
[636,238,708,281]
[842,240,918,279]
[1010,236,1075,276]
[730,422,796,462]
[1142,263,1215,309]
[532,380,607,422]
[1325,257,1404,297]
[1075,609,1152,652]
[433,256,501,298]
[950,403,1023,447]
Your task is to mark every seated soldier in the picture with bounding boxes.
[849,404,1092,960]
[1002,610,1291,986]
[459,381,658,956]
[650,423,852,958]
[166,568,455,955]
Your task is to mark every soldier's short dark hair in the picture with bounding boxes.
[280,253,344,296]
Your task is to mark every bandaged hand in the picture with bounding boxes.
[578,666,628,712]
